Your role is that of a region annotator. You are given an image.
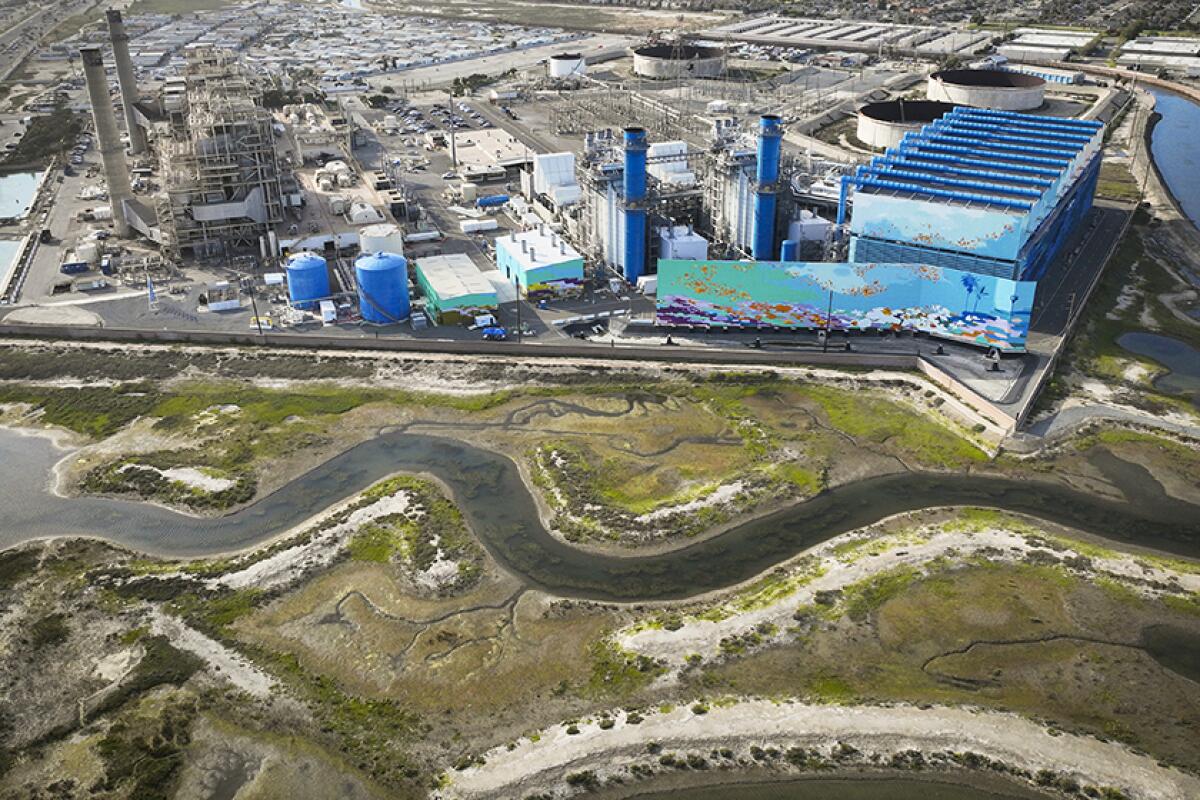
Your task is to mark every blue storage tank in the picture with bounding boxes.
[355,251,410,324]
[780,239,800,261]
[476,194,510,208]
[286,252,330,309]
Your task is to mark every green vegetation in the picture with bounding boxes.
[350,476,483,587]
[1096,162,1142,202]
[95,694,198,800]
[0,548,39,589]
[841,566,920,621]
[800,385,987,468]
[586,640,665,698]
[3,106,84,165]
[28,613,69,650]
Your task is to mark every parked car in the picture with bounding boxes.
[481,326,507,341]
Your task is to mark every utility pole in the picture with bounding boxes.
[823,289,833,353]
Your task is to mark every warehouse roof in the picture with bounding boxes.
[416,254,496,300]
[847,107,1102,213]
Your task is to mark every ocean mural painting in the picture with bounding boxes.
[655,259,1037,351]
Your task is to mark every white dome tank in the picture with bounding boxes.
[358,223,405,256]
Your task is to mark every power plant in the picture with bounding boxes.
[35,1,1116,363]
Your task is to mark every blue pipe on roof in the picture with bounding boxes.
[928,127,1080,156]
[945,119,1093,145]
[962,108,1101,130]
[923,133,1075,160]
[837,172,853,226]
[858,166,1042,199]
[902,151,1060,178]
[903,140,1070,170]
[881,156,1052,189]
[752,114,783,261]
[622,127,648,283]
[849,176,1034,210]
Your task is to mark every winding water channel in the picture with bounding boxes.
[2,428,1197,601]
[1149,88,1200,231]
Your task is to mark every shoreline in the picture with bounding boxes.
[440,700,1200,800]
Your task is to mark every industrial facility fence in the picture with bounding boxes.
[0,324,921,370]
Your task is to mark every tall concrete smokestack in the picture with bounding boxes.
[80,47,133,238]
[106,10,146,155]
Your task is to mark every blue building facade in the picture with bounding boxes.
[841,107,1103,283]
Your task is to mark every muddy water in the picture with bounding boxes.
[1141,625,1200,684]
[1117,332,1200,407]
[1,429,1197,600]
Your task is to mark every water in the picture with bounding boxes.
[0,239,22,281]
[0,170,43,220]
[626,777,1049,800]
[1148,89,1200,230]
[1141,624,1200,684]
[1117,332,1200,404]
[1,429,1197,601]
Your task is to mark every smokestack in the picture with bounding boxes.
[622,127,648,283]
[80,47,133,238]
[752,114,783,261]
[106,10,145,155]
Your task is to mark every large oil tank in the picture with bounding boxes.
[355,251,410,324]
[286,251,330,309]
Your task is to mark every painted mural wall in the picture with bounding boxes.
[849,192,1030,261]
[656,259,1038,351]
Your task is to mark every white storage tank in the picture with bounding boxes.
[358,223,406,256]
[548,52,585,79]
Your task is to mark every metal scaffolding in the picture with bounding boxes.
[157,48,287,262]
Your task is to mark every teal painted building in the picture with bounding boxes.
[495,227,585,300]
[415,254,498,324]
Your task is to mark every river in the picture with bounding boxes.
[1149,88,1200,231]
[1,428,1197,601]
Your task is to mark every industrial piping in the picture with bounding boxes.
[105,10,146,155]
[622,127,648,283]
[80,47,134,238]
[752,115,782,261]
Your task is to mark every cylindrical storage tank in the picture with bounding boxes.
[355,251,410,324]
[358,223,405,256]
[548,53,585,79]
[780,240,799,261]
[926,69,1044,111]
[286,252,330,309]
[856,100,958,150]
[632,43,724,80]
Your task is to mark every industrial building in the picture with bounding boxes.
[841,106,1103,283]
[856,100,956,151]
[495,225,585,299]
[156,48,291,260]
[574,116,813,284]
[996,28,1097,63]
[926,70,1046,112]
[700,16,991,56]
[1118,37,1200,77]
[415,254,498,324]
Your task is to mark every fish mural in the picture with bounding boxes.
[656,259,1037,352]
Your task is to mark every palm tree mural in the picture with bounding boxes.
[960,273,978,314]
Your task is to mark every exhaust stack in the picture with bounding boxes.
[105,10,145,155]
[80,47,134,238]
[622,127,648,283]
[752,114,783,261]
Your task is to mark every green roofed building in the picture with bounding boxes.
[414,253,498,325]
